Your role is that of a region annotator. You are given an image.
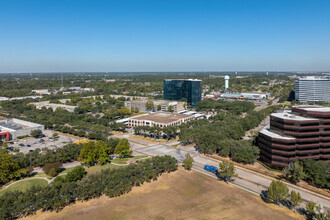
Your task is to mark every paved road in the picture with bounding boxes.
[120,134,330,210]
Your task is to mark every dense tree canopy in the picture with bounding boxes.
[0,155,178,219]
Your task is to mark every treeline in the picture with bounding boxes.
[0,144,82,186]
[196,99,255,115]
[0,156,178,219]
[300,159,330,189]
[0,137,120,186]
[133,126,177,140]
[180,105,282,163]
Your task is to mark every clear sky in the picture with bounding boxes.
[0,0,329,73]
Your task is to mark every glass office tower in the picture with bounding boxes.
[163,79,202,108]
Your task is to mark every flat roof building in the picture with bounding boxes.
[295,76,330,103]
[258,106,330,168]
[30,101,77,112]
[163,79,202,108]
[128,112,195,128]
[125,99,186,112]
[0,118,44,140]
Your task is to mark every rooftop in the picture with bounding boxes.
[297,107,330,113]
[298,76,329,81]
[271,111,316,121]
[129,112,193,124]
[259,126,295,140]
[164,79,202,82]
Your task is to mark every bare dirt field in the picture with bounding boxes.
[25,168,303,220]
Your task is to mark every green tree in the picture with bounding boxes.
[65,166,86,182]
[30,129,42,137]
[79,141,110,165]
[0,153,26,184]
[42,162,62,177]
[267,180,289,205]
[167,105,174,113]
[306,202,319,218]
[283,161,305,184]
[117,107,131,118]
[289,190,302,212]
[183,153,194,170]
[146,100,155,111]
[218,161,237,182]
[114,138,132,158]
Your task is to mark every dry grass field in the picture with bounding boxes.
[25,168,303,220]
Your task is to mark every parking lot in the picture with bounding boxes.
[7,129,79,154]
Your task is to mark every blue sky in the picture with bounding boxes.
[0,0,329,72]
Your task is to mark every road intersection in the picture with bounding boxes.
[118,133,330,210]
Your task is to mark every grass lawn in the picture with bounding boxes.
[111,155,148,164]
[26,168,303,220]
[0,179,48,197]
[85,163,121,175]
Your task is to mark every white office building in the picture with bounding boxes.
[295,77,330,103]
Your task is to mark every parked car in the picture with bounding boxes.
[19,143,25,147]
[27,145,31,147]
[29,150,34,152]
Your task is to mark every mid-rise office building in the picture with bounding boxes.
[295,77,330,103]
[258,106,330,168]
[163,79,202,108]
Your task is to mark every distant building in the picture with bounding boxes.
[32,89,51,95]
[30,101,77,112]
[125,99,186,112]
[69,87,81,91]
[295,76,330,103]
[0,97,9,102]
[0,118,44,140]
[258,106,330,167]
[0,96,42,101]
[163,79,202,108]
[210,92,269,100]
[128,112,195,128]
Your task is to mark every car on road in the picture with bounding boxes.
[27,145,31,147]
[204,164,218,174]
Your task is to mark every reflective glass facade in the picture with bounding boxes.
[163,79,202,108]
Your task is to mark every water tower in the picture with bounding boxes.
[224,75,230,90]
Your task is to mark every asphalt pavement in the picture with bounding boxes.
[120,133,330,210]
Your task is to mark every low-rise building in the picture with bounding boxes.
[125,99,186,112]
[32,89,51,95]
[30,101,77,112]
[128,112,195,127]
[0,118,44,140]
